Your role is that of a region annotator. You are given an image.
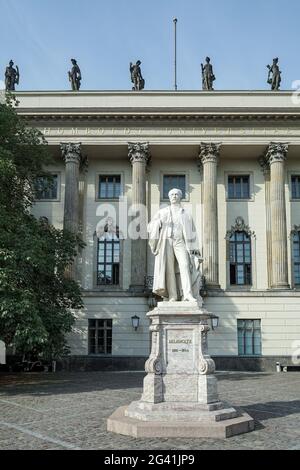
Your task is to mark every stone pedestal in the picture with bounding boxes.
[107,301,254,439]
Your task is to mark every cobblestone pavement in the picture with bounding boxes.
[0,370,299,450]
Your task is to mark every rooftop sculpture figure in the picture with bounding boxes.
[201,56,215,90]
[267,58,281,91]
[130,60,145,91]
[5,60,19,91]
[68,59,82,91]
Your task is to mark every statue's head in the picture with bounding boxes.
[168,188,182,204]
[206,57,210,63]
[71,58,77,65]
[273,57,278,64]
[9,60,14,66]
[136,60,141,66]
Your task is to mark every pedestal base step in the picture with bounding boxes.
[107,405,255,439]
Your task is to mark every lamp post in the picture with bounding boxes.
[210,315,219,330]
[131,315,140,331]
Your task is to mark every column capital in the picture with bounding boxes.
[60,142,82,165]
[128,142,150,165]
[265,142,288,165]
[199,143,221,165]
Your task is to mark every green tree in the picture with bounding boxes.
[0,95,84,360]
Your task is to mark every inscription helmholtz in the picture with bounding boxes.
[168,339,192,344]
[40,126,296,137]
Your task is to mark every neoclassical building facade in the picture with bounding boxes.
[16,90,300,370]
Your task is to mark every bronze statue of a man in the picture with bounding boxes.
[130,60,145,91]
[267,58,281,91]
[68,59,81,91]
[5,60,19,91]
[201,57,215,90]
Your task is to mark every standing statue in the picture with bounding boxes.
[68,59,81,91]
[267,58,281,90]
[5,60,19,91]
[130,60,145,91]
[201,57,215,90]
[147,188,203,302]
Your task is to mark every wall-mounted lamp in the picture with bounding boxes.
[211,315,219,330]
[131,315,140,331]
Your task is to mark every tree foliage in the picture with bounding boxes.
[0,95,84,359]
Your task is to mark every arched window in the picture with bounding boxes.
[97,228,120,285]
[292,230,300,285]
[226,217,254,286]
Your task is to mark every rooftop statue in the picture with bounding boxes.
[130,60,145,91]
[68,59,81,91]
[201,56,215,90]
[267,57,281,91]
[147,188,203,303]
[5,60,19,91]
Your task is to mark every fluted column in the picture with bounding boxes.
[266,142,289,289]
[61,142,83,279]
[199,143,221,288]
[128,142,150,292]
[259,157,272,288]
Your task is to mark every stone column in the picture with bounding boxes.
[265,142,289,289]
[199,143,221,288]
[61,142,83,278]
[259,157,272,288]
[128,142,150,292]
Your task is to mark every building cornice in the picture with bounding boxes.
[13,90,300,122]
[19,112,300,122]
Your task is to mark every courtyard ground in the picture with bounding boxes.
[0,370,299,450]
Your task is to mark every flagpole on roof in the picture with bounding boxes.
[173,18,178,91]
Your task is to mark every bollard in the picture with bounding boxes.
[276,362,281,373]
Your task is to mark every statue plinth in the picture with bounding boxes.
[107,301,254,438]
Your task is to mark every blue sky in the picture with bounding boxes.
[1,0,300,91]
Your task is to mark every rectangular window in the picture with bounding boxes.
[98,175,121,199]
[35,175,58,200]
[88,319,112,354]
[97,233,120,285]
[163,175,186,200]
[237,319,261,356]
[229,232,252,285]
[291,175,300,199]
[293,232,300,284]
[228,175,250,199]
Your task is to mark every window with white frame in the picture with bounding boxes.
[35,174,58,200]
[291,175,300,199]
[229,231,252,285]
[228,175,250,199]
[97,230,120,285]
[237,319,261,356]
[292,230,300,284]
[88,319,112,354]
[98,175,121,199]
